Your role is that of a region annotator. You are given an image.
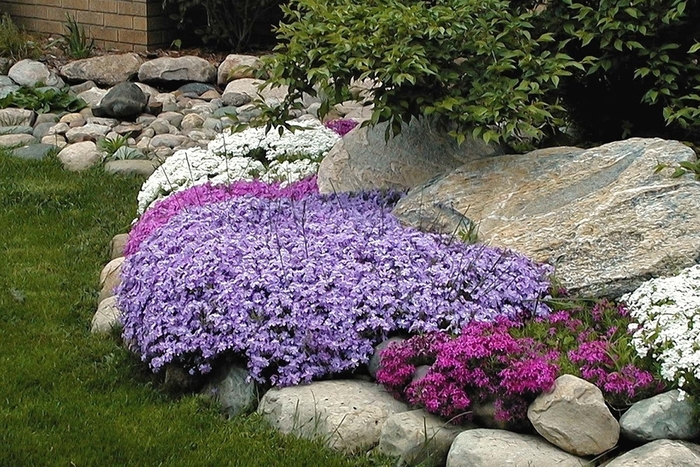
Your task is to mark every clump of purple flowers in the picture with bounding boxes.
[324,118,359,137]
[377,321,559,424]
[118,191,553,387]
[376,299,665,425]
[124,177,319,256]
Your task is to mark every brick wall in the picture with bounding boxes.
[0,0,177,52]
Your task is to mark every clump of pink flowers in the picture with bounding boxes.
[378,319,559,424]
[377,299,665,425]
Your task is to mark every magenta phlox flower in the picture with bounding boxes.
[324,118,359,136]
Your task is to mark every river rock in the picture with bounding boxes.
[446,429,587,467]
[393,138,700,298]
[138,56,216,84]
[77,87,108,108]
[620,389,700,442]
[92,82,147,119]
[57,141,102,171]
[378,409,466,466]
[0,108,35,127]
[317,118,499,194]
[217,54,264,85]
[257,379,408,453]
[528,374,619,456]
[65,123,111,143]
[0,133,36,147]
[10,143,57,160]
[98,256,124,303]
[109,233,129,260]
[201,365,258,418]
[60,53,143,86]
[8,59,64,88]
[91,296,122,333]
[606,439,700,466]
[104,159,156,177]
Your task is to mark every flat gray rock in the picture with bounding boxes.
[393,138,700,298]
[257,379,408,454]
[606,439,700,467]
[9,143,57,160]
[446,429,587,467]
[104,160,156,177]
[138,56,216,83]
[60,53,143,86]
[8,59,64,88]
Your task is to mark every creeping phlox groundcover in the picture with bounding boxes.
[118,190,553,387]
[136,119,340,214]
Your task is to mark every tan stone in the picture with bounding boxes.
[217,54,265,86]
[109,233,129,260]
[91,296,122,333]
[57,141,102,171]
[393,138,700,297]
[606,439,700,466]
[98,256,124,304]
[60,53,143,86]
[257,380,408,454]
[528,374,619,456]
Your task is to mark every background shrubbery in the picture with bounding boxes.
[257,0,700,149]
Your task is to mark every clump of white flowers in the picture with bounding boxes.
[136,119,340,214]
[622,265,700,398]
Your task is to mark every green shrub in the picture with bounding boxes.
[162,0,285,52]
[0,14,40,60]
[534,0,700,143]
[258,0,581,149]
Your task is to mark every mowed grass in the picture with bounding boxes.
[0,151,392,467]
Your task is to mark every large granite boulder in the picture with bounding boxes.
[317,118,500,194]
[620,390,700,442]
[138,56,216,84]
[606,439,700,466]
[393,138,700,297]
[446,429,587,467]
[60,53,143,86]
[528,374,619,456]
[8,59,64,88]
[257,379,408,453]
[92,83,147,119]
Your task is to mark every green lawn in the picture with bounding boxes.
[0,151,392,467]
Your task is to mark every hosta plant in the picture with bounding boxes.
[118,191,553,387]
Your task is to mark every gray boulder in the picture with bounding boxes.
[528,374,619,456]
[8,59,64,88]
[257,379,408,453]
[446,429,587,467]
[606,439,700,467]
[60,53,143,86]
[93,82,147,119]
[378,409,466,466]
[9,143,57,161]
[368,336,406,379]
[138,56,216,83]
[76,87,108,108]
[104,159,156,177]
[317,118,499,194]
[393,138,700,298]
[201,365,258,418]
[0,125,33,135]
[620,390,700,442]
